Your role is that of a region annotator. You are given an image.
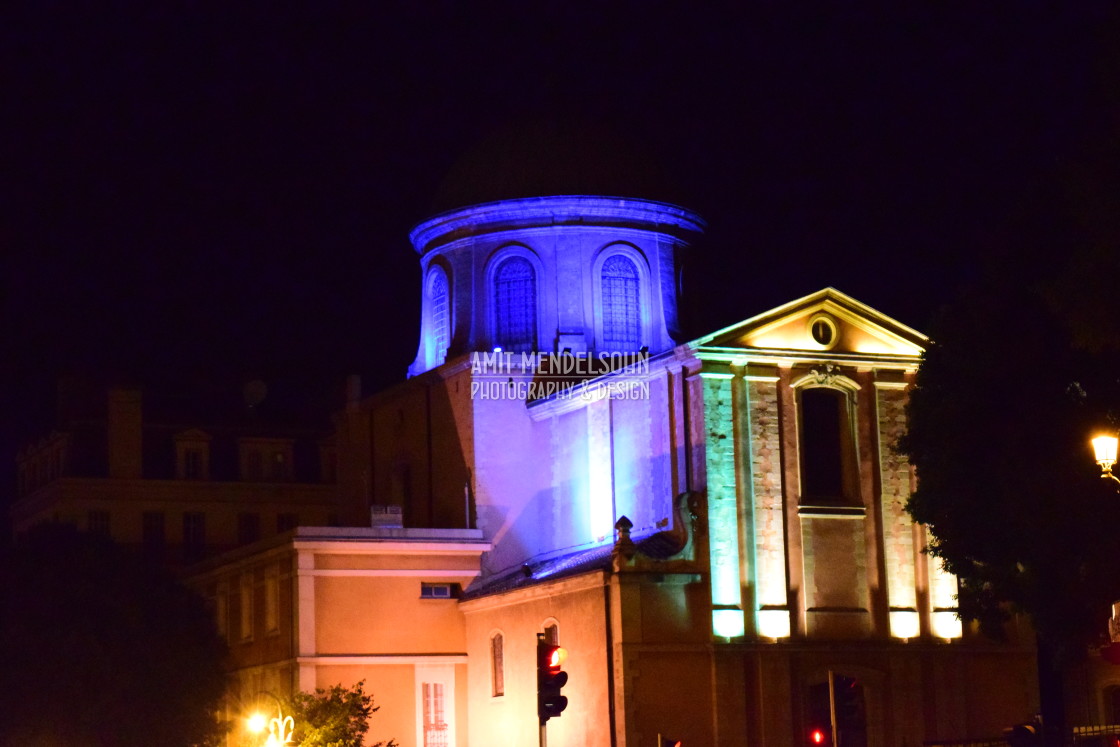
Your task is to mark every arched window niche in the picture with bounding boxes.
[792,369,861,508]
[488,247,541,353]
[593,244,650,354]
[425,265,451,367]
[489,631,504,698]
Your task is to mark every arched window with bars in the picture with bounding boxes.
[601,254,641,352]
[493,256,537,352]
[427,268,451,363]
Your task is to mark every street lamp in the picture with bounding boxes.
[245,697,294,746]
[1091,433,1120,484]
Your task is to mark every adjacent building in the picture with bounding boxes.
[12,380,339,565]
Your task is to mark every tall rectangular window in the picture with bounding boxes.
[87,510,110,536]
[239,572,254,641]
[264,564,280,634]
[246,451,264,481]
[490,634,504,697]
[183,512,206,561]
[237,512,261,546]
[142,511,165,560]
[798,387,858,505]
[215,581,229,640]
[270,451,288,481]
[422,683,448,747]
[183,448,204,479]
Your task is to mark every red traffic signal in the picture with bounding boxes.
[537,636,569,722]
[808,727,832,745]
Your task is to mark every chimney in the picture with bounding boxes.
[107,388,142,478]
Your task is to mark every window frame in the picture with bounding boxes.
[592,244,651,354]
[486,246,542,353]
[490,632,505,698]
[791,371,863,509]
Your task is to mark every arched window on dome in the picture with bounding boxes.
[601,254,641,352]
[493,256,537,352]
[427,268,451,364]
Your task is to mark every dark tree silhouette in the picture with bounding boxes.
[0,523,229,746]
[903,279,1120,743]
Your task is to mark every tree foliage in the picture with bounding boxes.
[902,280,1120,657]
[286,681,398,747]
[0,523,229,746]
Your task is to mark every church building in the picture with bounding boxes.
[188,193,1039,746]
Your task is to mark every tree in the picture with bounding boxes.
[0,522,229,746]
[902,279,1120,743]
[286,681,398,747]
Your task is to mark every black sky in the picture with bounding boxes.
[3,3,1117,466]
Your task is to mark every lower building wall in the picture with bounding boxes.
[462,573,612,747]
[718,644,1038,747]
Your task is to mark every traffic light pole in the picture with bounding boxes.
[540,721,547,747]
[828,670,839,747]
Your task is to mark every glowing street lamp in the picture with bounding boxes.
[247,712,268,734]
[1091,433,1120,484]
[246,704,293,746]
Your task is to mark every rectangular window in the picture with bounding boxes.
[270,451,287,481]
[239,572,254,641]
[276,513,299,533]
[237,512,261,546]
[264,564,280,634]
[183,512,206,561]
[247,451,264,481]
[420,583,456,599]
[183,448,204,479]
[798,387,858,505]
[422,683,448,747]
[215,581,229,640]
[142,511,165,560]
[87,510,110,536]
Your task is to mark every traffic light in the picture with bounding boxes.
[537,635,569,722]
[807,727,832,745]
[658,737,682,747]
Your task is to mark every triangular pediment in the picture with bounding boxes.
[692,288,927,358]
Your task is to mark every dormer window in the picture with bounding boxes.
[174,430,211,481]
[239,438,294,482]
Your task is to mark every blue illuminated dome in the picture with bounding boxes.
[408,195,705,376]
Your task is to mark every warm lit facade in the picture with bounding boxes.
[189,526,488,746]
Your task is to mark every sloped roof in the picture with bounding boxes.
[461,530,683,600]
[691,287,927,358]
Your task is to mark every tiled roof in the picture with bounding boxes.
[461,528,685,600]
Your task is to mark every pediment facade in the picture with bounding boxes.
[692,287,927,360]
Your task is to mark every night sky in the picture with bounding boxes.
[3,4,1118,488]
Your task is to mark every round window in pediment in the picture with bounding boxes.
[808,314,838,349]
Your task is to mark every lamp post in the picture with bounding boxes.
[1092,434,1120,484]
[246,694,294,747]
